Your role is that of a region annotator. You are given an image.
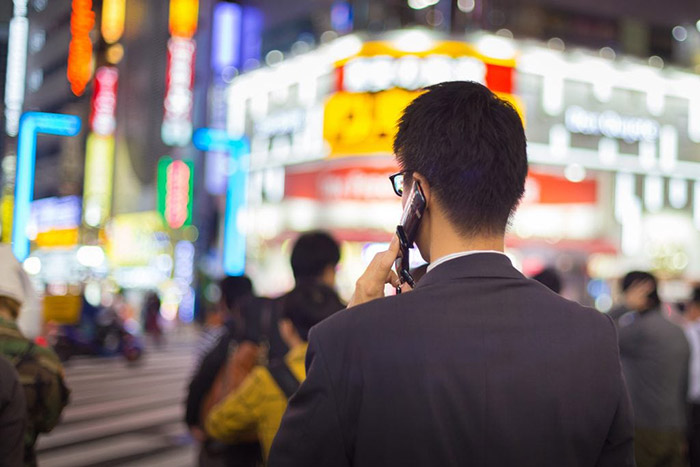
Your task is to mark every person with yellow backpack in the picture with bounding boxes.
[205,281,343,461]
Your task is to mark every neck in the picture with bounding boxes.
[427,218,504,262]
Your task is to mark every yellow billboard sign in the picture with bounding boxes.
[323,89,421,157]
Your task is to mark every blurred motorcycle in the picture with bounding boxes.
[49,306,144,363]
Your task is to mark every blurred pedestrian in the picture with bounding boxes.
[269,81,634,466]
[185,275,261,467]
[0,355,26,467]
[685,286,700,467]
[142,291,163,346]
[0,246,70,467]
[532,267,563,294]
[205,282,343,461]
[273,230,344,359]
[610,271,690,467]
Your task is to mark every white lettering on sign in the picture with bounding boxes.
[342,55,486,93]
[565,106,659,143]
[162,37,196,146]
[254,109,306,137]
[90,66,118,136]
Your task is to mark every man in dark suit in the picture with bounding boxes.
[268,81,634,467]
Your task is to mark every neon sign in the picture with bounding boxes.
[169,0,199,39]
[193,128,249,276]
[157,157,194,229]
[162,38,196,146]
[12,112,82,261]
[89,67,118,136]
[564,106,659,143]
[212,2,241,72]
[342,55,486,92]
[101,0,125,44]
[5,1,29,137]
[83,134,114,227]
[67,0,95,96]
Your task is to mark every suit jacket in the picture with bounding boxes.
[268,253,635,467]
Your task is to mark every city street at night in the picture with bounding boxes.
[1,0,700,466]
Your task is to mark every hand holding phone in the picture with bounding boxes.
[347,235,402,308]
[394,180,426,294]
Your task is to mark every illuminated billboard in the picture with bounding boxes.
[101,0,125,44]
[169,0,199,39]
[162,38,196,146]
[13,113,82,261]
[89,67,118,136]
[4,0,29,137]
[67,0,95,96]
[157,157,194,230]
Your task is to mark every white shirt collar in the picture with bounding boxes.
[426,250,508,273]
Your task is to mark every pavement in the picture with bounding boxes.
[37,329,199,467]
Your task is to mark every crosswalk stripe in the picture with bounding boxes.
[37,333,199,466]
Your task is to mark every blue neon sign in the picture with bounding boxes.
[192,128,250,276]
[12,112,82,261]
[212,2,242,73]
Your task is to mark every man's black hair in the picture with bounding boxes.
[693,287,700,304]
[621,271,661,309]
[220,275,253,312]
[394,81,528,236]
[533,268,562,294]
[290,231,340,281]
[281,283,343,341]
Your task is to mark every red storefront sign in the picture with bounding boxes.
[523,172,598,205]
[285,158,400,201]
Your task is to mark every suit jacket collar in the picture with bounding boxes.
[416,252,524,289]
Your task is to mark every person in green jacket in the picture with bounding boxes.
[0,246,69,466]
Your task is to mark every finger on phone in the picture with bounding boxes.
[387,270,400,288]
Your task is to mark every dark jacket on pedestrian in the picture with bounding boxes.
[269,253,635,467]
[609,306,690,431]
[0,316,69,467]
[0,355,26,467]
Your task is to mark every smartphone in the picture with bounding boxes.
[394,180,426,293]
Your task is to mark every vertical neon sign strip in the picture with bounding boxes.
[212,2,241,72]
[12,112,82,261]
[192,128,249,276]
[169,0,199,39]
[101,0,126,44]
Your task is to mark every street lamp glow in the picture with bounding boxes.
[23,256,41,275]
[76,246,106,268]
[564,164,586,183]
[672,25,688,42]
[408,0,439,10]
[696,19,700,33]
[476,35,516,60]
[392,30,435,53]
[457,0,475,13]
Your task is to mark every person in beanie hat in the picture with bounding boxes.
[0,246,69,466]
